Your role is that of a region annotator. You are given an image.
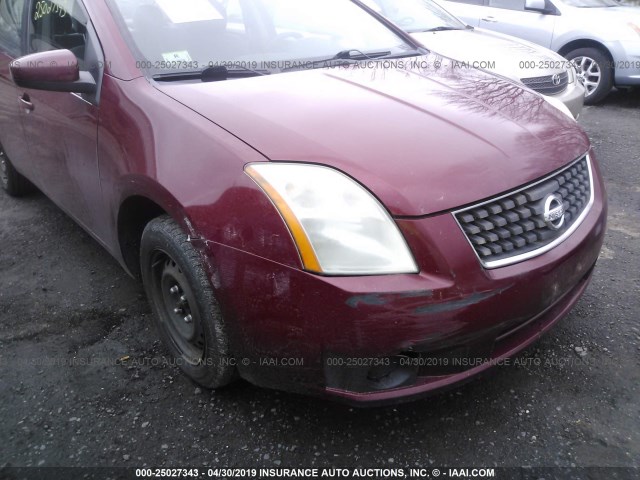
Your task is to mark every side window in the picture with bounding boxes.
[488,0,526,10]
[29,0,88,65]
[0,0,25,57]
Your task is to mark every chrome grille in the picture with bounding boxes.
[521,71,569,95]
[454,155,594,269]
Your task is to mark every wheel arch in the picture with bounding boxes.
[557,39,614,64]
[117,195,168,278]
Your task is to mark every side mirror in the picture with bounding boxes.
[10,49,96,94]
[525,0,549,13]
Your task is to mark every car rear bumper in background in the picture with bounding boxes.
[205,154,607,405]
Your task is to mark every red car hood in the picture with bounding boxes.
[156,54,590,216]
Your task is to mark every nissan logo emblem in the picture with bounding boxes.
[543,194,565,230]
[552,74,562,86]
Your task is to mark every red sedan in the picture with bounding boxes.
[0,0,606,405]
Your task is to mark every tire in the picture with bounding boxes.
[140,215,236,388]
[0,146,34,197]
[565,47,613,105]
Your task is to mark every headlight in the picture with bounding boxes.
[245,163,418,275]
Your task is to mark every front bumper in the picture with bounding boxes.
[207,153,607,405]
[325,266,594,406]
[608,40,640,86]
[550,79,585,119]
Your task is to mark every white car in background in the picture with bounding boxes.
[361,0,585,118]
[441,0,640,103]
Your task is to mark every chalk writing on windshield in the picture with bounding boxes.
[34,1,68,22]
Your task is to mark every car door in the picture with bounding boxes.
[476,0,557,49]
[0,0,30,176]
[18,0,105,235]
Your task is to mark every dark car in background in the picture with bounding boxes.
[0,0,606,405]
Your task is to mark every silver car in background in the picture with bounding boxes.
[361,0,585,117]
[442,0,640,103]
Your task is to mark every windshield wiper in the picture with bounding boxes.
[153,65,270,83]
[333,49,392,60]
[408,26,462,33]
[374,47,429,60]
[281,49,391,72]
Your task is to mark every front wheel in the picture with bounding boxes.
[0,146,34,197]
[566,47,613,105]
[140,216,236,388]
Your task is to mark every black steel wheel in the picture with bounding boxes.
[141,216,236,388]
[151,252,205,364]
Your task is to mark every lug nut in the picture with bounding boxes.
[180,295,187,304]
[184,314,193,324]
[174,307,183,314]
[169,286,179,294]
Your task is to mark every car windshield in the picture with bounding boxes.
[558,0,619,7]
[107,0,416,77]
[360,0,466,33]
